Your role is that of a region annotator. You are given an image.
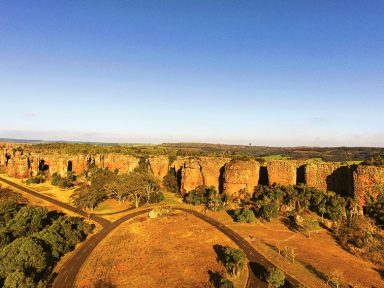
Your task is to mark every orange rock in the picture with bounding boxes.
[353,165,384,206]
[267,160,297,186]
[147,156,170,182]
[223,159,260,196]
[180,158,204,194]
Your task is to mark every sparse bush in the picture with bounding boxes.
[26,175,45,184]
[266,267,285,288]
[232,207,256,223]
[335,216,384,266]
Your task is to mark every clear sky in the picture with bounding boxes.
[0,1,383,146]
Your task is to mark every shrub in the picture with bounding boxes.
[258,203,279,221]
[266,267,285,288]
[233,207,256,223]
[26,175,45,184]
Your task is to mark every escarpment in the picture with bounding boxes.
[353,165,384,206]
[147,156,170,182]
[223,159,260,196]
[1,147,383,207]
[266,160,297,186]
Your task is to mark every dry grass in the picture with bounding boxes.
[203,209,384,288]
[76,211,248,288]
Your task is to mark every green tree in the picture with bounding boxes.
[302,217,319,238]
[258,203,279,221]
[222,246,246,277]
[3,271,35,288]
[266,267,285,288]
[71,186,107,210]
[233,207,256,223]
[0,237,48,281]
[218,277,234,288]
[6,206,48,237]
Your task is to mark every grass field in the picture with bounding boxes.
[76,211,248,288]
[203,209,384,288]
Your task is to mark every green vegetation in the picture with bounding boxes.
[251,184,346,222]
[365,191,384,225]
[232,207,256,223]
[362,155,384,167]
[214,245,246,278]
[222,246,246,277]
[0,200,93,287]
[71,166,163,209]
[301,216,320,238]
[162,169,179,193]
[266,267,285,288]
[335,216,384,266]
[26,175,45,184]
[12,142,384,162]
[51,172,76,188]
[261,154,290,161]
[184,186,225,211]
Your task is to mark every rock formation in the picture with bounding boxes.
[267,160,297,186]
[223,159,260,196]
[147,156,170,182]
[180,158,204,194]
[1,145,383,208]
[353,165,384,206]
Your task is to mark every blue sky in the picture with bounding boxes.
[0,1,383,146]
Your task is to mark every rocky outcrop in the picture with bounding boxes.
[353,165,384,206]
[305,162,355,197]
[97,154,139,174]
[267,160,297,186]
[199,157,230,191]
[305,163,342,191]
[147,156,170,182]
[180,158,204,194]
[223,159,260,196]
[6,156,31,178]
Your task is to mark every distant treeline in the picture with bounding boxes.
[5,142,384,162]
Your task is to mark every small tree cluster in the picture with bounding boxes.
[51,172,76,189]
[220,246,246,277]
[232,207,256,223]
[184,186,225,211]
[72,168,163,209]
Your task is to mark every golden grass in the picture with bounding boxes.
[203,209,384,288]
[76,211,248,288]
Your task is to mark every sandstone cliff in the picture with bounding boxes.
[147,156,170,182]
[353,165,384,206]
[180,158,204,194]
[267,160,297,186]
[223,159,260,196]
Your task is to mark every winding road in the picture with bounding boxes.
[0,177,304,288]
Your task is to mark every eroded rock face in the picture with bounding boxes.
[6,156,30,178]
[305,163,355,197]
[199,157,230,191]
[353,165,384,206]
[305,163,342,191]
[180,158,204,194]
[223,159,260,196]
[147,156,170,182]
[97,154,139,174]
[267,160,297,186]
